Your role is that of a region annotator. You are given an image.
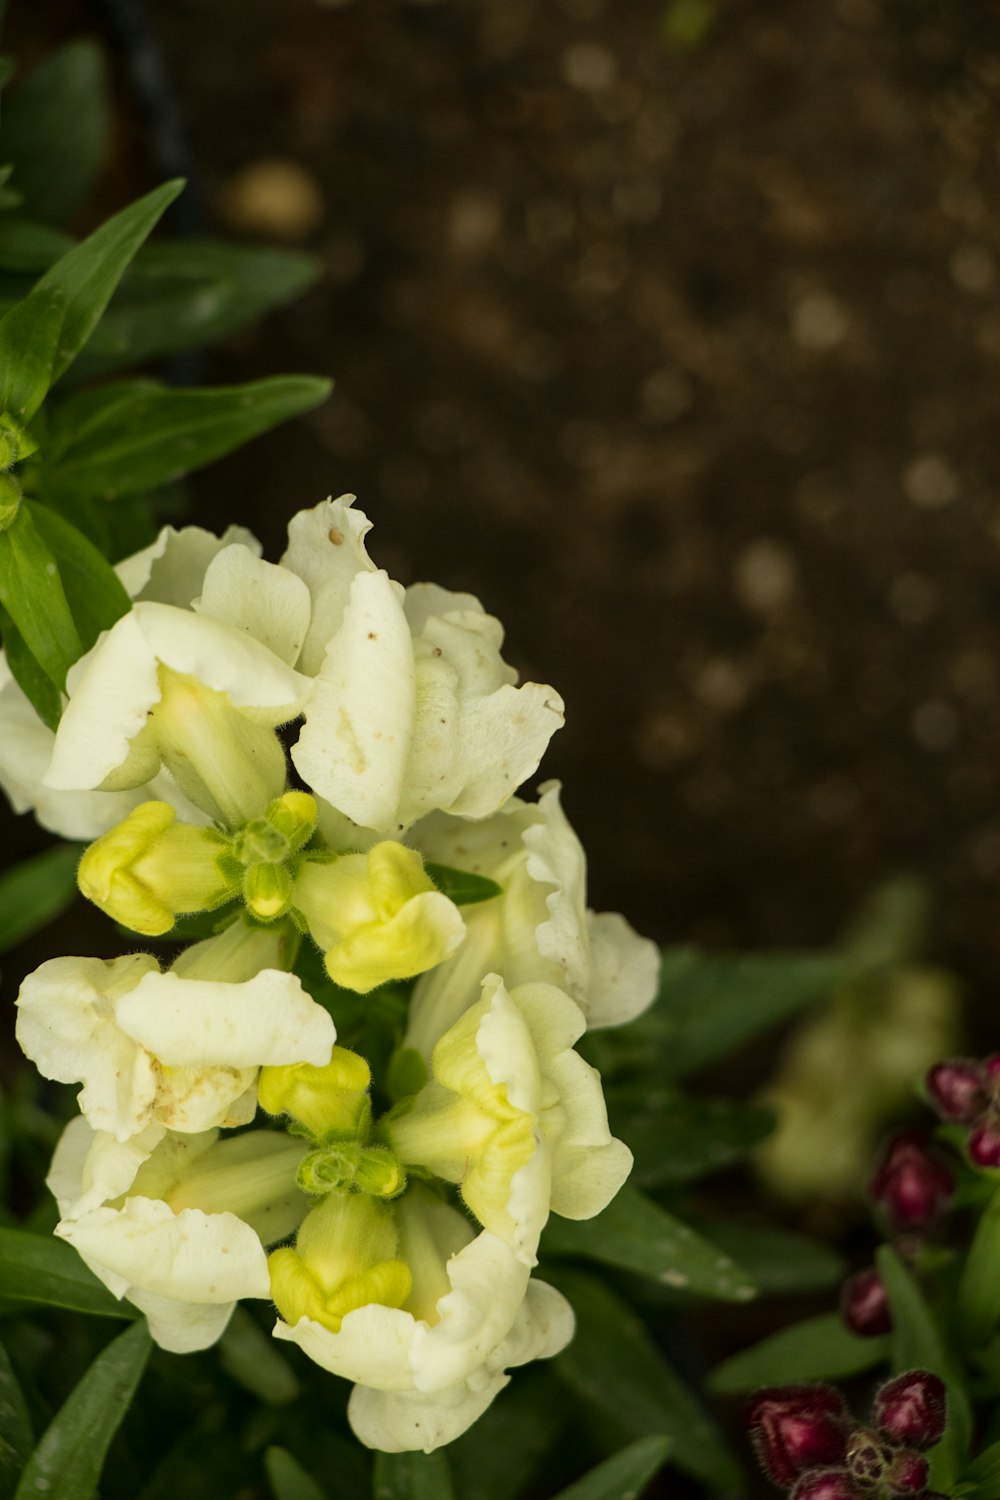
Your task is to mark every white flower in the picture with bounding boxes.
[386,974,632,1266]
[269,1186,574,1452]
[406,783,660,1054]
[50,1116,307,1353]
[283,497,565,834]
[16,945,335,1143]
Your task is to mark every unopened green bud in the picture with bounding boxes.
[243,860,294,920]
[0,411,39,468]
[78,800,240,935]
[297,1139,362,1194]
[354,1146,407,1199]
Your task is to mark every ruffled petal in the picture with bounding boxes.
[117,524,261,607]
[585,910,661,1029]
[280,495,377,675]
[126,1286,236,1353]
[196,545,312,666]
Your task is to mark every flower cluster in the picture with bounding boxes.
[8,496,659,1453]
[747,1372,948,1500]
[927,1055,1000,1167]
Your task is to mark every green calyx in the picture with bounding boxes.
[296,1137,407,1201]
[231,791,317,921]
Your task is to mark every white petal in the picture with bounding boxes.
[137,603,311,715]
[292,570,415,830]
[117,523,261,606]
[47,1117,165,1221]
[57,1196,271,1302]
[585,910,661,1029]
[402,583,487,637]
[281,495,377,675]
[127,1286,236,1353]
[408,1232,531,1394]
[46,612,162,790]
[274,1305,418,1390]
[548,1137,633,1220]
[196,545,312,665]
[114,969,335,1069]
[347,1373,511,1454]
[523,783,591,997]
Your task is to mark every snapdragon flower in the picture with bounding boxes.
[50,1115,307,1352]
[405,782,660,1056]
[387,973,631,1265]
[16,918,335,1143]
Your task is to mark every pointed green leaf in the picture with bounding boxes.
[606,1083,775,1186]
[265,1449,327,1500]
[959,1440,1000,1500]
[0,1228,130,1318]
[552,1270,743,1494]
[587,948,852,1081]
[552,1437,671,1500]
[26,502,129,653]
[0,282,66,420]
[0,504,80,688]
[0,42,109,225]
[687,1217,845,1296]
[76,239,320,376]
[711,1313,888,1394]
[45,375,331,503]
[35,179,183,385]
[541,1185,757,1303]
[425,863,501,907]
[878,1245,972,1488]
[14,1321,150,1500]
[373,1451,454,1500]
[0,1334,33,1500]
[1,616,61,729]
[220,1310,298,1405]
[0,843,80,953]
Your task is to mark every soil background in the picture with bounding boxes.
[6,0,1000,1008]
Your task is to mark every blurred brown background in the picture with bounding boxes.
[8,0,1000,997]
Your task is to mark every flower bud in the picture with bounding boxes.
[746,1385,850,1488]
[884,1451,930,1495]
[790,1470,865,1500]
[968,1120,1000,1169]
[845,1429,887,1487]
[243,861,294,921]
[873,1372,946,1451]
[840,1269,892,1338]
[926,1060,987,1123]
[259,1048,372,1141]
[869,1132,954,1232]
[78,800,240,936]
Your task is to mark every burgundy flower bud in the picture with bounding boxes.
[840,1269,893,1338]
[747,1385,850,1488]
[845,1429,888,1487]
[984,1055,1000,1084]
[791,1469,866,1500]
[969,1120,1000,1169]
[885,1450,930,1495]
[873,1372,947,1451]
[926,1060,987,1124]
[869,1133,955,1231]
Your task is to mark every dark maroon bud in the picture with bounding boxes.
[747,1385,851,1488]
[873,1372,947,1450]
[841,1269,893,1337]
[885,1450,930,1495]
[969,1120,1000,1169]
[926,1060,987,1123]
[869,1133,955,1231]
[845,1429,888,1486]
[791,1469,866,1500]
[984,1055,1000,1084]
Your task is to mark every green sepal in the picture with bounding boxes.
[424,862,501,907]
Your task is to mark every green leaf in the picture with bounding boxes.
[711,1313,888,1394]
[956,1185,1000,1347]
[541,1185,757,1303]
[0,1334,33,1500]
[2,617,62,729]
[0,283,66,420]
[552,1270,743,1494]
[587,948,851,1082]
[46,375,331,504]
[14,1321,150,1500]
[26,501,129,653]
[372,1451,454,1500]
[425,863,501,907]
[0,218,72,274]
[35,179,183,386]
[0,1228,131,1318]
[606,1084,775,1186]
[75,239,321,377]
[0,504,80,688]
[687,1218,845,1296]
[0,41,109,225]
[878,1245,972,1488]
[447,1370,566,1500]
[552,1437,671,1500]
[265,1449,327,1500]
[219,1309,298,1405]
[0,843,80,953]
[959,1440,1000,1500]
